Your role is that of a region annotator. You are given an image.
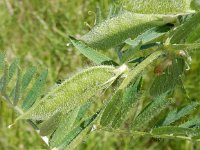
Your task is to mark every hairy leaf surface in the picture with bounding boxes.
[21,66,37,92]
[162,102,199,126]
[0,63,8,93]
[22,70,48,110]
[8,58,19,82]
[111,78,142,128]
[49,107,80,146]
[186,24,200,43]
[39,112,63,136]
[13,68,21,105]
[100,90,123,126]
[50,111,100,149]
[125,24,173,47]
[150,57,185,97]
[69,36,117,65]
[132,93,172,130]
[170,12,200,44]
[179,118,200,128]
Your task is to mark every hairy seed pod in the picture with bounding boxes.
[81,12,176,50]
[116,0,193,14]
[16,65,126,121]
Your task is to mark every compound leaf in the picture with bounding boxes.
[186,24,200,43]
[152,126,200,137]
[111,77,142,128]
[22,70,48,110]
[21,66,37,92]
[0,63,8,93]
[39,112,63,136]
[74,102,91,125]
[179,118,200,128]
[8,58,19,82]
[100,89,123,127]
[13,68,22,105]
[170,12,200,44]
[162,102,200,126]
[50,111,100,149]
[125,24,173,46]
[69,36,117,65]
[150,57,185,97]
[132,93,172,130]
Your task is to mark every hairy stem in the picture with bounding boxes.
[98,127,198,142]
[119,50,165,89]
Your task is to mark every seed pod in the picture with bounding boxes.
[15,66,124,121]
[81,12,174,50]
[116,0,193,14]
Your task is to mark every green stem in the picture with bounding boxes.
[165,43,200,51]
[119,50,164,89]
[99,127,198,142]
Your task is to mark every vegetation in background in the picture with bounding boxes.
[0,0,200,150]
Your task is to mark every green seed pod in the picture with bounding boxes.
[81,12,176,50]
[116,0,193,14]
[15,65,126,121]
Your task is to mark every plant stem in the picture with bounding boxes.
[119,50,164,89]
[98,127,199,142]
[165,43,200,51]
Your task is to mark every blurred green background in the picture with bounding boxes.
[0,0,200,149]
